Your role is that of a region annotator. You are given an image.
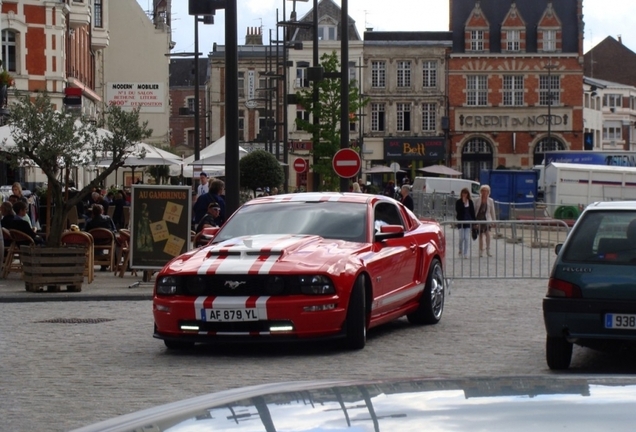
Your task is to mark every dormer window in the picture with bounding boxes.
[318,25,337,41]
[464,2,490,53]
[506,30,520,51]
[470,30,485,51]
[537,2,562,53]
[543,30,556,52]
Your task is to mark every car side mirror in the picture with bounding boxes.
[202,226,220,241]
[375,224,405,242]
[555,244,562,255]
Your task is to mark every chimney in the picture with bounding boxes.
[618,34,623,44]
[245,27,263,45]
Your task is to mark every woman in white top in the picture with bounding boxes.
[473,184,497,257]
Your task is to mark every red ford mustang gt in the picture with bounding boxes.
[153,192,446,350]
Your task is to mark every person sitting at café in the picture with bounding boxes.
[196,202,221,234]
[13,201,34,230]
[1,202,15,246]
[84,204,116,232]
[3,202,44,245]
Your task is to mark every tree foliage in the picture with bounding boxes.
[239,149,284,194]
[0,92,152,246]
[295,52,368,191]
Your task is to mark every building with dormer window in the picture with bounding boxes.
[448,0,584,178]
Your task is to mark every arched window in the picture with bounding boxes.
[1,30,17,72]
[533,137,566,165]
[461,137,493,181]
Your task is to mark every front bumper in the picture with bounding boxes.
[543,297,636,342]
[153,294,347,343]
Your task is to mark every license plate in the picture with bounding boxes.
[205,308,258,322]
[605,314,636,329]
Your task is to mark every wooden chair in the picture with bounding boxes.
[3,229,35,278]
[88,228,115,271]
[61,231,94,283]
[113,229,135,278]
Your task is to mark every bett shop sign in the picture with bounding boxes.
[383,137,445,162]
[106,82,165,113]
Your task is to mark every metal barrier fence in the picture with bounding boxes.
[441,219,571,285]
[413,191,580,225]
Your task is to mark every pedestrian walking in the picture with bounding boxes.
[455,187,476,258]
[474,184,497,257]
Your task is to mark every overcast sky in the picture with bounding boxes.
[135,0,636,55]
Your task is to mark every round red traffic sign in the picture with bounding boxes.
[293,158,308,173]
[332,148,361,178]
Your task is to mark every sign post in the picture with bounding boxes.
[293,158,308,174]
[332,148,361,179]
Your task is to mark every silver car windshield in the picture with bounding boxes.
[213,201,368,243]
[563,210,636,263]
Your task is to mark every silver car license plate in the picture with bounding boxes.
[605,314,636,329]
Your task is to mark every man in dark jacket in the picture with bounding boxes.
[84,205,116,232]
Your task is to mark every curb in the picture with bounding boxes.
[0,294,153,303]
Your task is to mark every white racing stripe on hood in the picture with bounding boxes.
[209,234,317,274]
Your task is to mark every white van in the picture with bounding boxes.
[411,177,480,197]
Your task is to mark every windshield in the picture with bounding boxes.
[213,201,368,243]
[562,210,636,264]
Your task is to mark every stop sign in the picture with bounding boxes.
[293,158,307,174]
[332,148,361,178]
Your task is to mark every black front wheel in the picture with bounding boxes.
[342,276,367,350]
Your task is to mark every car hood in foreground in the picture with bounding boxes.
[163,234,369,275]
[71,375,636,432]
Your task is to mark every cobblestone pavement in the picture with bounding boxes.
[3,280,636,432]
[2,243,636,431]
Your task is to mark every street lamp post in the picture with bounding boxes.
[544,62,558,150]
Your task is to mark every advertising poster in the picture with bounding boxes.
[130,185,191,269]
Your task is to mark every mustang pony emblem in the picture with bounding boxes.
[224,281,246,289]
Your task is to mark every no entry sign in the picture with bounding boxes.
[293,158,308,173]
[332,148,361,178]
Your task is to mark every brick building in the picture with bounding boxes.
[448,0,585,178]
[0,0,107,186]
[168,58,208,156]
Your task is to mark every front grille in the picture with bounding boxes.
[180,319,294,333]
[179,275,300,296]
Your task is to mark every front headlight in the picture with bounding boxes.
[156,276,181,295]
[299,275,335,295]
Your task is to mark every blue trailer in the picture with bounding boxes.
[479,170,538,220]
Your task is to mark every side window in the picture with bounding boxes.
[374,202,405,231]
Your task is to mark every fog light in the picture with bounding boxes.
[155,304,170,312]
[270,325,294,332]
[180,325,200,331]
[303,303,337,312]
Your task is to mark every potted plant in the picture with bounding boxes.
[0,91,152,290]
[0,69,13,87]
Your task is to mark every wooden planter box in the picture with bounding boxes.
[20,245,87,292]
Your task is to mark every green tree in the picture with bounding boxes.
[239,149,284,195]
[1,92,152,246]
[295,52,367,191]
